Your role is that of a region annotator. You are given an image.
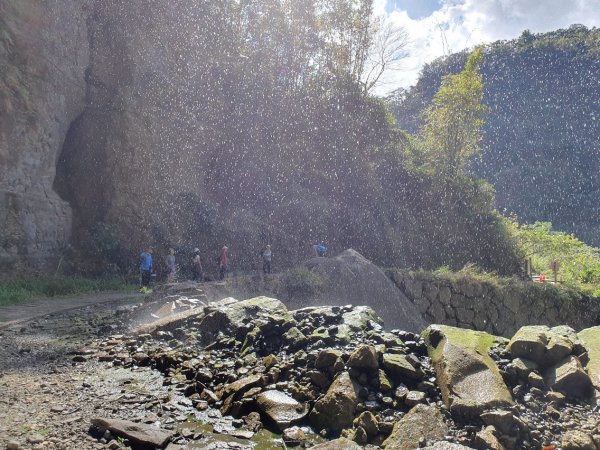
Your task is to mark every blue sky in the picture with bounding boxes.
[373,0,600,94]
[386,0,441,19]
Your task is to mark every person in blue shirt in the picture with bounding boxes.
[139,247,153,287]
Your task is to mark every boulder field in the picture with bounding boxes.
[85,286,600,449]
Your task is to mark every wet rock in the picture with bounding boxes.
[422,443,473,450]
[382,404,448,450]
[352,425,368,445]
[480,410,526,435]
[404,390,426,406]
[382,353,424,382]
[310,371,360,432]
[255,390,308,431]
[354,411,379,438]
[91,417,173,448]
[315,349,343,370]
[561,430,596,450]
[282,327,307,351]
[347,345,379,371]
[512,358,538,380]
[222,374,262,398]
[474,426,504,450]
[309,437,362,449]
[282,426,307,445]
[544,356,594,398]
[422,325,513,417]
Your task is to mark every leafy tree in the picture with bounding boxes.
[420,46,487,177]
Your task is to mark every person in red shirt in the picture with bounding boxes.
[218,245,229,280]
[539,273,545,283]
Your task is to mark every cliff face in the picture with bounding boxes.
[0,0,91,273]
[54,1,224,254]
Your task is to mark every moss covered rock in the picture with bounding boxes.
[577,326,600,393]
[422,325,513,417]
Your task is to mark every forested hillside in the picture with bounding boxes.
[388,25,600,247]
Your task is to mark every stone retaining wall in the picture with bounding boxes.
[388,271,600,337]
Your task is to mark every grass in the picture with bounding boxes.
[0,276,137,306]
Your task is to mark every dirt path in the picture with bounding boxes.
[0,291,143,329]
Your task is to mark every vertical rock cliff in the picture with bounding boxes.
[0,0,90,273]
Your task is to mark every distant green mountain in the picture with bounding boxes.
[388,25,600,246]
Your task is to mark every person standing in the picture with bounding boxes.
[191,248,203,282]
[262,244,272,274]
[218,245,229,280]
[139,247,153,287]
[165,248,176,283]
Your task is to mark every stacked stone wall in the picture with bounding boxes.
[389,271,600,336]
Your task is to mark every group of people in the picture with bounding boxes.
[139,241,327,287]
[139,244,272,286]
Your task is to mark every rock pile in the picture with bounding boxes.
[88,292,600,449]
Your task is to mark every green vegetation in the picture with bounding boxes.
[388,25,600,248]
[506,219,600,294]
[419,47,487,177]
[281,267,327,298]
[0,276,136,306]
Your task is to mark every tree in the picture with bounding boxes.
[361,21,410,93]
[420,46,487,177]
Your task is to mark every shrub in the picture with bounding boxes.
[281,267,327,298]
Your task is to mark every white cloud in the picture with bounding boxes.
[372,0,600,95]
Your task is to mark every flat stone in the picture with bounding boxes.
[383,404,448,450]
[422,325,513,417]
[91,417,173,448]
[222,374,262,398]
[255,390,308,431]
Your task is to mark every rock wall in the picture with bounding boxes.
[389,271,600,337]
[0,0,91,274]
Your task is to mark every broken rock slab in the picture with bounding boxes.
[91,417,173,448]
[422,325,513,417]
[508,325,574,368]
[382,404,448,450]
[544,355,594,399]
[310,371,360,432]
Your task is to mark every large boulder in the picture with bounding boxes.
[197,296,289,344]
[422,325,513,417]
[382,404,448,450]
[508,326,574,368]
[255,390,308,431]
[577,326,600,393]
[301,249,428,332]
[310,371,360,432]
[544,356,594,399]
